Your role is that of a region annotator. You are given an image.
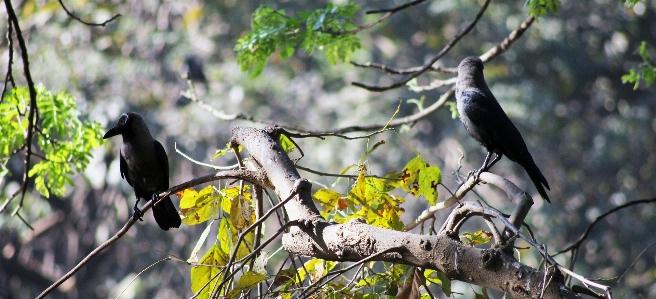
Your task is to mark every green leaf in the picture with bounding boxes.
[447,101,459,119]
[424,269,451,296]
[212,143,241,160]
[277,134,296,153]
[226,271,268,299]
[399,156,441,205]
[235,2,361,77]
[313,188,345,213]
[296,258,335,283]
[525,0,561,18]
[188,219,215,263]
[622,41,656,89]
[1,85,104,198]
[344,170,405,229]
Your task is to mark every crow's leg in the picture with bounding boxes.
[133,197,144,221]
[484,152,502,171]
[473,152,502,180]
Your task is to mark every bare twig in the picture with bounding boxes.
[298,248,399,299]
[1,19,15,102]
[555,197,656,255]
[351,0,491,92]
[214,180,309,297]
[3,0,38,225]
[480,15,535,62]
[57,0,121,27]
[452,202,612,296]
[333,0,428,36]
[404,166,478,231]
[37,169,266,298]
[617,240,656,283]
[350,61,457,75]
[37,205,142,298]
[175,143,238,170]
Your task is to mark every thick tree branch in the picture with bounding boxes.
[226,127,583,299]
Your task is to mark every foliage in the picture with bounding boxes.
[313,155,440,231]
[622,41,656,89]
[424,269,452,296]
[0,85,104,197]
[182,151,444,297]
[620,0,645,7]
[235,3,361,77]
[460,230,493,246]
[525,0,561,18]
[277,134,296,153]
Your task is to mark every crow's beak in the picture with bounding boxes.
[103,126,122,139]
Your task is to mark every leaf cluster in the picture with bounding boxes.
[314,156,441,231]
[525,0,561,18]
[1,85,104,198]
[622,41,656,89]
[235,2,361,78]
[182,185,261,299]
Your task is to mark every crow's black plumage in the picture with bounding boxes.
[183,54,208,85]
[455,56,550,202]
[104,112,182,230]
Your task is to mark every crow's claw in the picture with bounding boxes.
[133,206,145,221]
[150,193,159,205]
[132,198,144,221]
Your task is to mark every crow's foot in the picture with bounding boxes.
[132,198,144,221]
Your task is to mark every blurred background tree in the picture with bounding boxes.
[1,0,655,298]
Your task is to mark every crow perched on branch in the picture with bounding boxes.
[104,112,182,230]
[455,56,550,202]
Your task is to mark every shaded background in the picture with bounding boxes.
[1,0,655,298]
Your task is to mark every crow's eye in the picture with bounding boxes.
[118,114,129,126]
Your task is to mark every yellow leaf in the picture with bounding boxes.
[179,185,222,225]
[297,259,335,283]
[313,188,344,213]
[217,217,255,260]
[190,244,228,299]
[183,4,205,27]
[349,170,367,203]
[230,194,254,230]
[226,271,268,299]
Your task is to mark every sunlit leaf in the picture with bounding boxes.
[313,188,344,213]
[226,271,268,299]
[400,156,441,205]
[460,230,493,246]
[179,185,222,225]
[190,244,228,299]
[424,269,451,296]
[277,134,296,153]
[188,220,215,263]
[1,85,104,198]
[230,194,254,230]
